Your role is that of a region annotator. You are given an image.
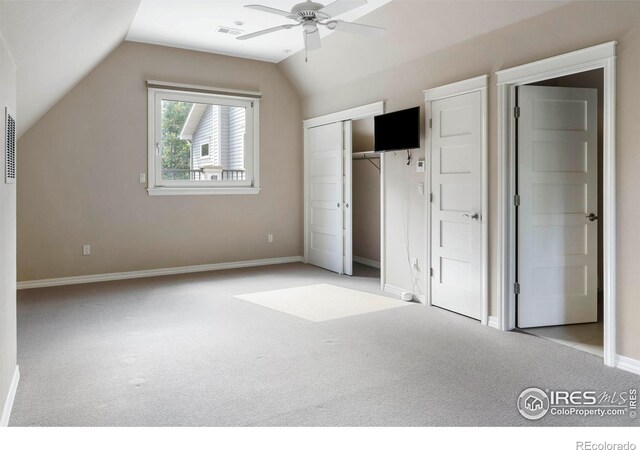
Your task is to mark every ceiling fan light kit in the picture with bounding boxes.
[238,0,385,62]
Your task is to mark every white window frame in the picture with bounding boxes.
[147,82,260,196]
[201,142,209,157]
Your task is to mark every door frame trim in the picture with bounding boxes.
[303,101,385,286]
[496,41,617,367]
[423,75,489,324]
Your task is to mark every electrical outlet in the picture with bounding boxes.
[267,234,274,243]
[82,244,91,256]
[417,182,424,195]
[139,173,146,183]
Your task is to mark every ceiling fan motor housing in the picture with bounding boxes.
[290,1,328,20]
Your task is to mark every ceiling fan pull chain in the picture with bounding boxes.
[304,31,308,62]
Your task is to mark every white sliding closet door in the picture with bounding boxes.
[307,121,346,274]
[343,120,353,276]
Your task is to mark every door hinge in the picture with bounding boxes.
[430,268,434,277]
[514,106,521,119]
[429,193,433,203]
[514,194,520,206]
[429,118,432,129]
[514,282,520,295]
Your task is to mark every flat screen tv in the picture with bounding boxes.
[374,107,420,152]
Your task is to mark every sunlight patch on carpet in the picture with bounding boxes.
[235,283,409,322]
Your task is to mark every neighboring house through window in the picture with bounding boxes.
[147,81,260,195]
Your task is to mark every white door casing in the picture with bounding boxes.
[517,85,598,328]
[496,42,616,367]
[307,122,345,274]
[430,91,483,320]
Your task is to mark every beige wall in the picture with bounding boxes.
[0,28,17,418]
[280,1,640,359]
[17,42,303,281]
[351,117,380,263]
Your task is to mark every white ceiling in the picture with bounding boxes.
[126,0,391,63]
[0,0,141,137]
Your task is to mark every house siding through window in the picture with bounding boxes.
[191,105,245,174]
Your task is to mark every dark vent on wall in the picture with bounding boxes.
[5,108,15,183]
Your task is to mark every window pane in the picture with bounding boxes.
[161,100,246,182]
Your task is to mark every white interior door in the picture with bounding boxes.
[517,85,598,328]
[343,120,353,276]
[430,91,483,320]
[307,122,345,274]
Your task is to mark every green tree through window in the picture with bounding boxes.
[161,101,191,180]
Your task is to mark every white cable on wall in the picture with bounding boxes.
[398,149,421,299]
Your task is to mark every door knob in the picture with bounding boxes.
[463,212,480,221]
[586,213,598,222]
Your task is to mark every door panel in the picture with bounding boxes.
[431,91,483,320]
[517,85,598,328]
[343,121,353,276]
[307,122,344,274]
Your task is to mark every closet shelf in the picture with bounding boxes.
[352,151,380,160]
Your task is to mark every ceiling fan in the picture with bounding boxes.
[237,0,385,60]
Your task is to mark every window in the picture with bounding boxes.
[147,81,260,195]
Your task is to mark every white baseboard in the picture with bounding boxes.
[384,283,424,303]
[487,316,500,329]
[615,354,640,377]
[383,283,403,296]
[17,256,304,290]
[352,256,380,269]
[1,366,19,427]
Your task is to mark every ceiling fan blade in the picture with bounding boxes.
[331,20,385,36]
[304,29,322,51]
[244,5,292,17]
[237,24,294,40]
[318,0,367,18]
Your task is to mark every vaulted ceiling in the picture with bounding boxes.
[126,0,391,63]
[0,0,573,137]
[278,0,570,98]
[0,0,141,136]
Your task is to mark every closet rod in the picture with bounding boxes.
[352,151,380,171]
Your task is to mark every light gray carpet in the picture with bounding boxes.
[10,262,639,426]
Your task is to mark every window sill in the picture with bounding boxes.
[147,187,261,196]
